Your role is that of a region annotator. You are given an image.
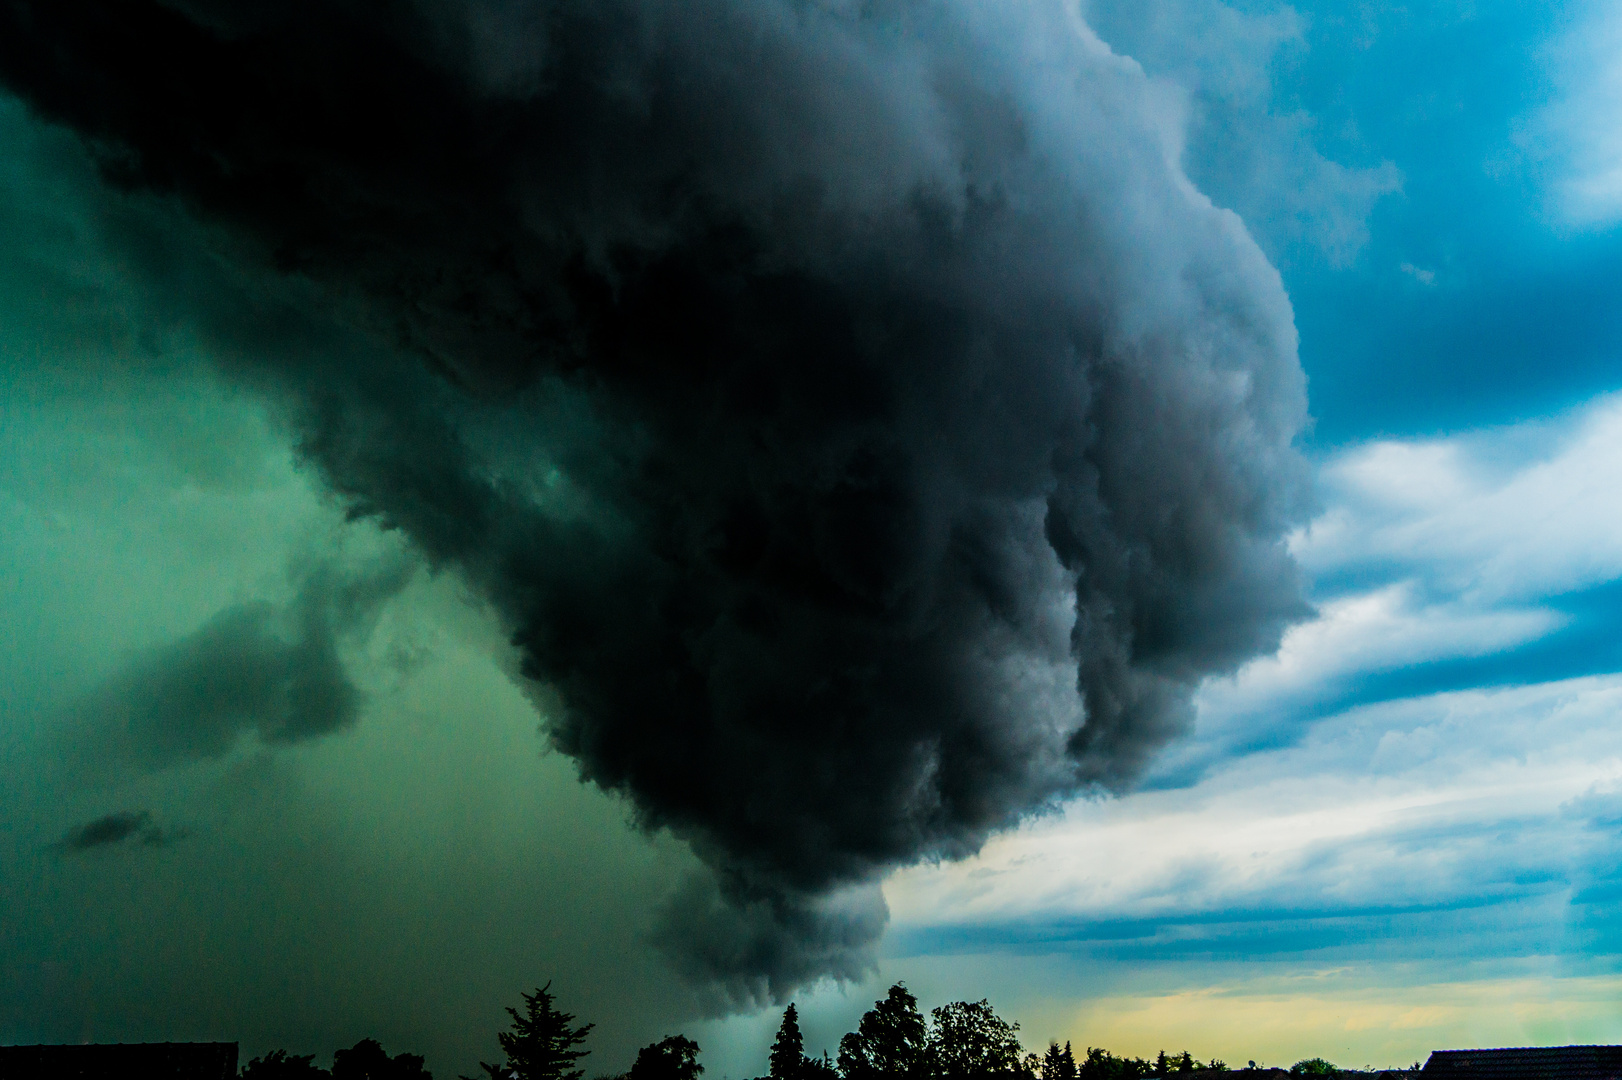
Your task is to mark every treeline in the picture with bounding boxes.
[243,1038,430,1080]
[241,982,1401,1080]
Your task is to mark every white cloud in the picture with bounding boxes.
[1301,392,1622,603]
[1195,583,1558,723]
[1522,2,1622,227]
[890,673,1622,938]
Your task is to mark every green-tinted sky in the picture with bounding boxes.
[0,94,709,1070]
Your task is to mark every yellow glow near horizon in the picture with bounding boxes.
[1044,973,1622,1069]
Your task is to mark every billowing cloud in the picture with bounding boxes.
[0,0,1311,993]
[653,875,891,1009]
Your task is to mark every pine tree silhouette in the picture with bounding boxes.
[1041,1041,1077,1080]
[474,983,593,1080]
[769,1005,805,1080]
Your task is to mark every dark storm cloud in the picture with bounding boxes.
[0,0,1312,993]
[69,557,413,768]
[653,874,891,1009]
[54,809,177,851]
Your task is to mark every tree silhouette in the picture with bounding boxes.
[1074,1047,1155,1080]
[474,983,593,1080]
[837,984,927,1080]
[770,1005,807,1080]
[802,1054,838,1080]
[242,1051,330,1080]
[926,1001,1024,1080]
[628,1037,702,1080]
[1040,1043,1077,1080]
[332,1041,431,1080]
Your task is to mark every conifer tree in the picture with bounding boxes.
[770,1005,806,1080]
[1041,1042,1077,1080]
[481,983,593,1080]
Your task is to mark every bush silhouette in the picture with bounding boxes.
[628,1037,702,1080]
[332,1040,431,1080]
[243,1051,330,1080]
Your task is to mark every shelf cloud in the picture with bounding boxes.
[0,0,1311,998]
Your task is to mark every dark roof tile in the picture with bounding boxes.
[1422,1045,1622,1080]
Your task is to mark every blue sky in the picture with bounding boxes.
[4,0,1622,1074]
[1097,0,1622,444]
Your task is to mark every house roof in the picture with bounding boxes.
[0,1042,239,1080]
[1423,1045,1622,1079]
